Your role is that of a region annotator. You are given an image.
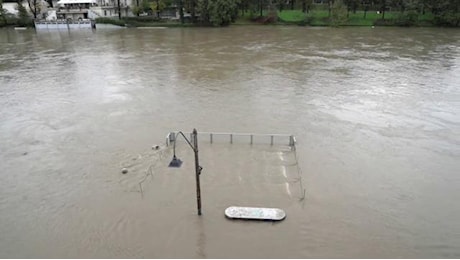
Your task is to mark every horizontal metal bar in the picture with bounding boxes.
[175,131,293,137]
[167,131,296,146]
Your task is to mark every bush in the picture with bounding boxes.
[17,2,32,26]
[123,16,161,22]
[251,15,277,24]
[434,11,460,27]
[198,0,239,26]
[329,0,347,26]
[95,17,126,26]
[1,11,16,26]
[373,19,394,26]
[395,10,419,26]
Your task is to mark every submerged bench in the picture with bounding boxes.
[225,206,286,221]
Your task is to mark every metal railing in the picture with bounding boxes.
[166,131,296,147]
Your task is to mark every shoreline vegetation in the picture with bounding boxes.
[96,8,457,28]
[1,0,459,28]
[94,10,443,28]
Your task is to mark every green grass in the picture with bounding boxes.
[347,11,390,26]
[278,10,306,22]
[275,9,437,26]
[234,12,256,24]
[419,13,435,21]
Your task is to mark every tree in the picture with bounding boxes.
[345,0,359,13]
[419,0,430,14]
[27,0,40,19]
[377,0,387,19]
[433,0,460,26]
[17,1,31,26]
[278,0,284,12]
[327,0,332,17]
[150,0,166,18]
[0,0,7,25]
[238,0,250,15]
[330,0,347,25]
[131,5,141,16]
[197,0,239,26]
[403,0,421,12]
[190,0,196,22]
[238,0,260,18]
[258,0,263,16]
[301,0,312,13]
[178,0,184,23]
[362,0,370,18]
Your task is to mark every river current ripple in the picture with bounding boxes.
[0,26,459,258]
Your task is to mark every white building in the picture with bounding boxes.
[89,0,134,19]
[3,0,135,20]
[55,0,134,20]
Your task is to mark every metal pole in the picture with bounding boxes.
[193,128,202,215]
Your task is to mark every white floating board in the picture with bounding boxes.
[225,206,286,221]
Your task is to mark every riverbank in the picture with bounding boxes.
[2,10,458,29]
[93,10,456,28]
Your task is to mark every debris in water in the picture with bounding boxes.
[152,145,160,150]
[122,168,128,174]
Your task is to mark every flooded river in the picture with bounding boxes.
[0,26,459,258]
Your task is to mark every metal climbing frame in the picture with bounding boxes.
[164,130,304,200]
[166,131,296,147]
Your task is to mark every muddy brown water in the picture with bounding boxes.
[0,26,459,258]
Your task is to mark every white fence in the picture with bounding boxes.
[34,19,94,30]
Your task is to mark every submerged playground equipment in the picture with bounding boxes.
[165,129,300,221]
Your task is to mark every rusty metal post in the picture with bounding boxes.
[193,129,202,215]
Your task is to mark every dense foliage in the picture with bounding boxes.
[95,17,127,26]
[197,0,239,26]
[0,0,6,25]
[279,0,459,26]
[330,0,347,26]
[17,1,31,26]
[0,0,14,26]
[191,0,459,26]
